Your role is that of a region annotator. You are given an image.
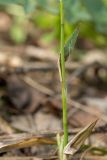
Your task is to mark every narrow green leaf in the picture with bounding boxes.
[64,28,79,61]
[64,119,98,155]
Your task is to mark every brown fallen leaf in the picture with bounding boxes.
[0,158,41,160]
[0,133,56,153]
[0,116,14,134]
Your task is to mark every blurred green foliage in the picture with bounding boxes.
[64,0,107,33]
[10,24,27,44]
[0,0,107,46]
[1,0,107,32]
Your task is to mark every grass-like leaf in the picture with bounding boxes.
[64,27,79,61]
[59,28,79,80]
[64,119,98,155]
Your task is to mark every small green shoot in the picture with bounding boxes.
[59,0,68,148]
[59,0,79,150]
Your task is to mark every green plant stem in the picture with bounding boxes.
[60,0,68,147]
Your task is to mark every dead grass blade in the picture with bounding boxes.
[64,120,97,155]
[0,133,56,153]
